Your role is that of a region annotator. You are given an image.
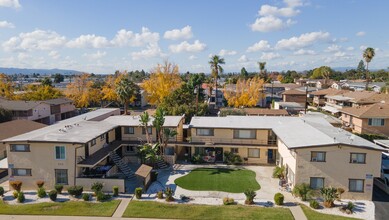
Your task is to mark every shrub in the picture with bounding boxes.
[17,191,25,203]
[191,154,205,164]
[55,184,64,194]
[337,188,345,200]
[37,187,47,198]
[164,187,174,202]
[223,197,235,205]
[310,200,320,209]
[10,181,22,192]
[274,193,284,205]
[340,201,355,214]
[272,166,285,179]
[82,193,90,201]
[67,186,83,197]
[36,180,45,188]
[347,201,355,212]
[135,187,142,199]
[91,182,104,194]
[0,186,4,197]
[113,186,119,197]
[157,190,164,199]
[244,189,257,205]
[96,191,111,202]
[320,187,338,208]
[49,190,57,201]
[13,191,18,199]
[224,151,243,165]
[292,183,312,201]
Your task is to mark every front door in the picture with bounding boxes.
[215,147,223,162]
[267,149,274,163]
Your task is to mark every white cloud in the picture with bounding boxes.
[278,60,296,66]
[346,47,354,51]
[131,43,164,60]
[238,55,249,62]
[360,45,367,51]
[247,40,272,52]
[293,49,316,55]
[0,0,20,8]
[325,44,341,52]
[2,29,66,52]
[259,5,300,17]
[218,49,237,56]
[334,51,346,57]
[356,31,365,37]
[260,52,281,60]
[110,27,159,47]
[48,50,60,59]
[17,52,30,60]
[83,51,107,60]
[169,40,206,53]
[188,55,197,60]
[251,16,294,32]
[275,31,330,50]
[0,20,14,28]
[164,25,193,40]
[284,0,304,8]
[67,34,110,49]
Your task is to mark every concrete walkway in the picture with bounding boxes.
[289,206,308,220]
[0,216,169,220]
[112,198,131,218]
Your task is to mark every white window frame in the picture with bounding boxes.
[55,146,66,160]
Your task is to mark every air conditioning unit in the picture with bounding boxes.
[312,158,317,162]
[352,159,358,163]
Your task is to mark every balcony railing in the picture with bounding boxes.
[190,137,277,146]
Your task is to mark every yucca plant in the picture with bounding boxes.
[320,187,338,208]
[244,189,257,204]
[292,183,312,201]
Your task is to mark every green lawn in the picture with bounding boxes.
[174,168,260,193]
[123,201,294,220]
[301,205,360,220]
[0,200,120,216]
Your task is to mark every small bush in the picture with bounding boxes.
[96,191,111,202]
[272,166,285,179]
[346,201,355,213]
[164,187,174,202]
[10,181,22,192]
[13,191,18,199]
[244,189,257,205]
[0,186,4,197]
[55,184,64,194]
[310,200,320,209]
[37,187,47,198]
[223,197,235,205]
[274,193,284,205]
[292,183,312,201]
[224,151,243,165]
[157,190,164,199]
[91,182,104,194]
[49,190,57,201]
[337,188,345,200]
[135,187,143,199]
[17,191,25,203]
[191,154,205,164]
[36,180,45,188]
[67,186,83,197]
[82,193,90,201]
[113,186,119,197]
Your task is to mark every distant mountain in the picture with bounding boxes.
[332,67,356,71]
[0,67,82,75]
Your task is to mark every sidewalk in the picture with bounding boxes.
[289,205,308,220]
[112,198,131,218]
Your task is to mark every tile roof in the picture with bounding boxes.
[310,88,347,96]
[341,102,389,118]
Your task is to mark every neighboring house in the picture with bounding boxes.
[340,102,389,136]
[43,98,77,123]
[310,88,347,107]
[260,83,300,107]
[282,89,307,104]
[344,82,386,92]
[188,115,383,200]
[273,102,305,115]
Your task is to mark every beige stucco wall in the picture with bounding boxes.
[342,113,389,136]
[60,103,76,113]
[122,127,157,142]
[190,128,269,145]
[22,103,51,121]
[76,178,125,193]
[295,145,381,200]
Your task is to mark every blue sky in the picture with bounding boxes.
[0,0,388,74]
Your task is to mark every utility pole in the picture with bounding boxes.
[305,86,308,114]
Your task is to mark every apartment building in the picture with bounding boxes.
[310,88,347,107]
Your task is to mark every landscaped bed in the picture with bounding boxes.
[123,201,294,220]
[301,205,360,220]
[0,199,120,216]
[174,168,260,193]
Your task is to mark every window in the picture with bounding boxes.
[12,168,31,176]
[126,145,135,152]
[196,128,214,136]
[55,169,68,185]
[233,129,256,139]
[194,147,205,155]
[91,139,96,146]
[55,146,66,160]
[248,148,260,158]
[231,148,239,154]
[100,134,105,140]
[311,151,326,162]
[350,153,366,164]
[10,144,30,152]
[124,127,135,134]
[368,118,385,126]
[349,179,364,192]
[142,127,152,134]
[310,177,324,189]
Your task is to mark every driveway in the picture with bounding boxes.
[373,186,389,220]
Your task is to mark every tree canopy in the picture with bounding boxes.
[224,76,264,108]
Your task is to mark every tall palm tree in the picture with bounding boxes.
[115,77,139,115]
[208,55,225,108]
[363,47,375,90]
[139,111,151,143]
[258,62,267,81]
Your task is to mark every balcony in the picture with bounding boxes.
[190,137,277,146]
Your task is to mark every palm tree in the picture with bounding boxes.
[139,111,151,143]
[115,77,139,115]
[258,62,267,81]
[363,47,375,90]
[208,55,225,108]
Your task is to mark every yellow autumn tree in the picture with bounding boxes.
[15,84,63,101]
[142,61,182,105]
[277,74,283,82]
[0,73,15,99]
[224,77,264,107]
[65,73,101,108]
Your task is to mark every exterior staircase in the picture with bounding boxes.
[109,151,135,179]
[156,158,168,169]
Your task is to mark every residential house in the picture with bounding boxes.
[281,87,315,105]
[260,83,300,107]
[310,88,347,107]
[43,98,77,123]
[340,102,389,136]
